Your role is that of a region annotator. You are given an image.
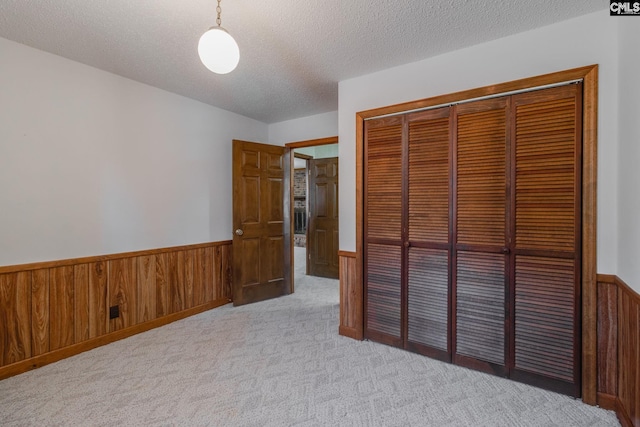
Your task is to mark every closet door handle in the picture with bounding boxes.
[501,247,510,254]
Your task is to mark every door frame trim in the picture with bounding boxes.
[354,65,598,404]
[285,136,339,292]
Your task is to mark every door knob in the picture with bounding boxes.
[235,229,244,236]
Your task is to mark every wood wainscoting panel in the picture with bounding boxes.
[597,274,640,427]
[214,244,232,301]
[597,278,618,396]
[88,261,108,339]
[168,251,185,314]
[0,241,232,380]
[339,251,362,340]
[0,272,32,365]
[156,253,170,318]
[31,269,50,356]
[193,247,212,307]
[50,266,75,351]
[183,249,195,310]
[74,264,90,344]
[137,255,157,324]
[109,258,137,332]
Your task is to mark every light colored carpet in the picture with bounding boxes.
[0,248,619,426]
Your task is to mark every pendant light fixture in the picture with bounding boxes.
[198,0,239,74]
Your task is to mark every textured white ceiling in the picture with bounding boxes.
[0,0,607,123]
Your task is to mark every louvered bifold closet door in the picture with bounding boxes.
[364,116,404,346]
[510,84,582,396]
[406,108,451,360]
[454,98,509,375]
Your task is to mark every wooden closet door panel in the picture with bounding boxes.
[512,84,581,396]
[406,107,451,358]
[364,117,403,346]
[364,117,403,242]
[407,248,448,355]
[408,108,450,244]
[513,85,580,252]
[456,251,505,366]
[514,256,576,381]
[366,244,402,343]
[456,99,508,248]
[454,98,508,373]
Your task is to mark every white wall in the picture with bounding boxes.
[617,20,640,290]
[0,37,267,266]
[268,111,338,145]
[338,11,620,278]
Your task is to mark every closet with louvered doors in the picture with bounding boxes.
[363,83,583,397]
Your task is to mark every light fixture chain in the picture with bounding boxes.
[216,0,222,27]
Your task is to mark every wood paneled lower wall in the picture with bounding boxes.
[0,241,232,380]
[597,275,640,427]
[338,251,362,340]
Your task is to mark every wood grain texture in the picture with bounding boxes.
[456,98,507,247]
[232,140,288,306]
[456,251,505,366]
[31,269,49,356]
[0,272,31,365]
[137,255,156,323]
[156,253,170,318]
[617,279,639,427]
[285,136,338,148]
[356,65,598,402]
[0,297,229,381]
[0,241,232,374]
[183,250,194,310]
[408,248,448,351]
[74,264,90,343]
[168,251,185,314]
[89,261,108,339]
[514,87,578,251]
[596,275,639,427]
[365,244,402,340]
[214,245,232,301]
[581,65,598,406]
[408,108,450,244]
[109,258,137,332]
[50,266,75,351]
[597,280,617,396]
[339,252,362,339]
[358,65,597,120]
[514,256,576,383]
[364,117,403,241]
[193,247,213,306]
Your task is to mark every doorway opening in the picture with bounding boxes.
[286,137,339,290]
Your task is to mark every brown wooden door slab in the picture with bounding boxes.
[406,107,451,361]
[364,116,404,347]
[232,140,290,306]
[308,157,339,279]
[453,97,509,376]
[510,84,582,396]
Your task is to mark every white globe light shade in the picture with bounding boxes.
[198,27,240,74]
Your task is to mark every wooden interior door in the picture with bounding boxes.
[453,97,509,376]
[364,116,404,347]
[232,140,290,306]
[307,157,339,279]
[363,83,583,396]
[406,107,451,361]
[510,84,582,396]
